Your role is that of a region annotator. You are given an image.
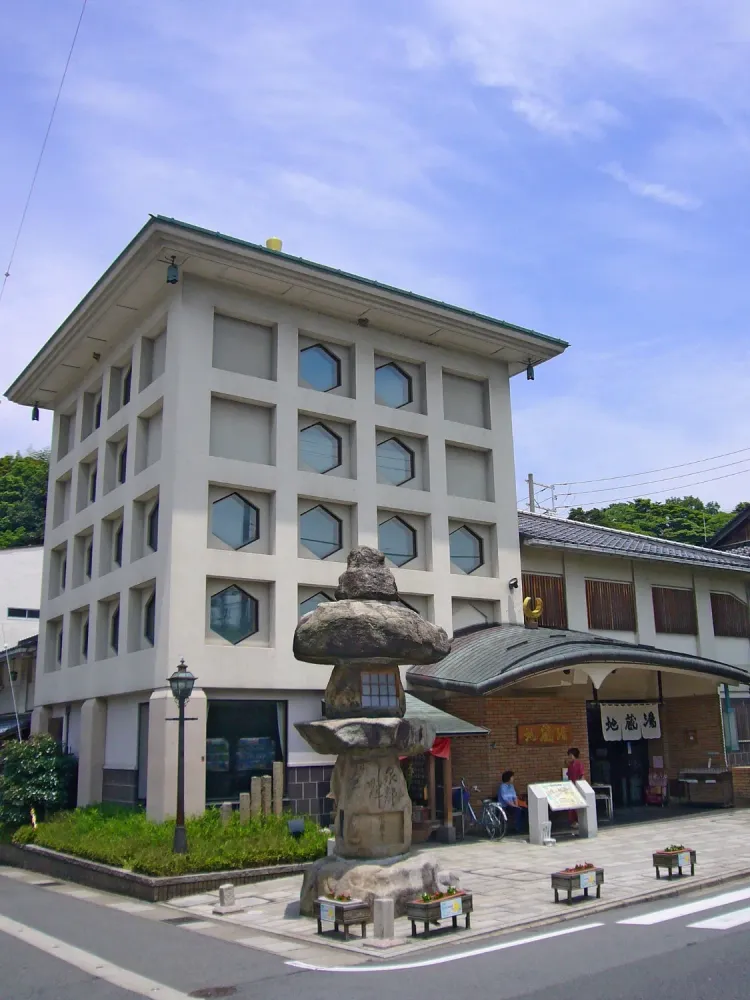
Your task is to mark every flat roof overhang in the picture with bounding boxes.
[6,216,568,410]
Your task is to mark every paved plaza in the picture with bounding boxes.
[167,808,750,960]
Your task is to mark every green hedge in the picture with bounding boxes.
[13,805,328,877]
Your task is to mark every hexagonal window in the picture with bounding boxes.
[378,516,417,567]
[299,591,333,618]
[375,362,412,408]
[376,437,415,486]
[210,585,258,644]
[299,422,342,474]
[450,525,484,574]
[300,505,342,559]
[300,344,341,392]
[212,493,260,549]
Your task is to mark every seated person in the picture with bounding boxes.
[497,770,527,831]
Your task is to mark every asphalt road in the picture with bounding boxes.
[2,871,750,1000]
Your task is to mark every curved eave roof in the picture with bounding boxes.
[407,624,750,695]
[403,693,488,736]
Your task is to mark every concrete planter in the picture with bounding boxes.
[653,849,696,879]
[0,842,312,902]
[405,890,473,936]
[551,867,604,904]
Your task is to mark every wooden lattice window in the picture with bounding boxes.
[522,573,567,628]
[652,586,697,635]
[711,592,750,639]
[586,579,637,631]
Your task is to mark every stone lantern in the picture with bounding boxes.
[295,546,450,859]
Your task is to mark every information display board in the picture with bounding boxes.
[530,781,587,812]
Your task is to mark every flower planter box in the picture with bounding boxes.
[551,867,604,904]
[653,849,696,879]
[314,897,370,940]
[405,891,473,937]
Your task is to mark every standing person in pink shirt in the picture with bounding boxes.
[566,747,585,830]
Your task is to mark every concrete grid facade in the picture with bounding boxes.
[27,236,550,822]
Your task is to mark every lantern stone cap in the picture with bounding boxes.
[293,547,450,666]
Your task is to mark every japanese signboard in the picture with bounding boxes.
[440,897,464,919]
[600,703,661,742]
[319,902,336,923]
[530,781,587,811]
[517,724,572,746]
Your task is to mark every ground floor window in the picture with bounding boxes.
[205,700,286,802]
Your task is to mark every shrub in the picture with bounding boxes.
[13,805,328,876]
[0,735,77,826]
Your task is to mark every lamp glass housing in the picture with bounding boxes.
[169,662,196,702]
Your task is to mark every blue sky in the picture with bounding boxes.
[2,0,749,513]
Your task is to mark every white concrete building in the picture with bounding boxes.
[4,216,567,820]
[0,547,42,739]
[0,546,44,648]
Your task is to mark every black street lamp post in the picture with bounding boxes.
[168,659,196,854]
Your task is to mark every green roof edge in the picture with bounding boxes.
[5,214,568,401]
[152,215,569,349]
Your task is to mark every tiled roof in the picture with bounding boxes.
[403,693,488,736]
[407,623,750,694]
[518,512,750,574]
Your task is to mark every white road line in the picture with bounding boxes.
[619,887,750,926]
[0,913,192,1000]
[688,906,750,931]
[286,921,605,973]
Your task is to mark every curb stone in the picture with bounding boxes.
[194,865,750,962]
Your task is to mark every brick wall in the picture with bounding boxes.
[286,764,333,826]
[731,767,750,805]
[443,694,589,799]
[661,695,725,776]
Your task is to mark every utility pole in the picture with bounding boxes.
[527,473,535,512]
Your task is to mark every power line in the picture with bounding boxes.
[558,456,750,499]
[555,444,750,487]
[0,0,88,307]
[556,466,750,511]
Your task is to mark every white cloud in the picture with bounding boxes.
[513,344,750,512]
[603,162,701,210]
[512,96,621,139]
[430,0,750,136]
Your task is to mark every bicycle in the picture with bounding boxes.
[457,777,507,840]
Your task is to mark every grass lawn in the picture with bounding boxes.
[12,805,328,876]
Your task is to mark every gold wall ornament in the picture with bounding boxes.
[523,596,543,620]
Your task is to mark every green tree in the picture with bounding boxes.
[567,496,747,546]
[0,449,49,548]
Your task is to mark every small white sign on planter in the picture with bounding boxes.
[439,897,463,919]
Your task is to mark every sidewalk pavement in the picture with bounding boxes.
[167,809,750,961]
